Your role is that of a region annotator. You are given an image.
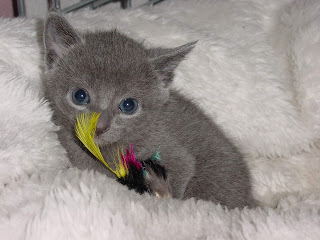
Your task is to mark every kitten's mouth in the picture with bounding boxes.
[94,135,105,146]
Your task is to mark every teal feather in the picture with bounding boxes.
[151,151,162,161]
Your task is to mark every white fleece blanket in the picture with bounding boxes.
[0,0,320,239]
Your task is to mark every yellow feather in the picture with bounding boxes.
[116,147,129,178]
[75,112,128,178]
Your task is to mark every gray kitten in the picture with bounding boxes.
[43,12,256,209]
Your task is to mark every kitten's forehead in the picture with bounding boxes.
[64,30,153,86]
[83,30,147,60]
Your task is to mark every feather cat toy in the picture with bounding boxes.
[75,112,171,196]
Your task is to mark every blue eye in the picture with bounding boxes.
[119,98,138,114]
[72,89,90,105]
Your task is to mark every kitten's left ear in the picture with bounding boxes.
[44,12,82,69]
[148,41,197,86]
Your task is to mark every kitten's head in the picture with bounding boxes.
[43,12,196,145]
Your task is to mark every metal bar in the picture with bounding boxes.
[92,0,113,9]
[48,0,61,10]
[121,0,131,9]
[151,0,165,6]
[139,0,164,8]
[55,0,61,10]
[17,0,26,17]
[62,0,95,13]
[51,0,132,13]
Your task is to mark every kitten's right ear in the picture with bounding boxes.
[44,12,82,69]
[147,41,196,86]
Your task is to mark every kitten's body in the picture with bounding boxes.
[44,13,256,208]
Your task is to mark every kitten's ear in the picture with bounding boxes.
[148,41,197,86]
[44,12,82,69]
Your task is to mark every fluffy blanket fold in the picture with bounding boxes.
[0,0,319,239]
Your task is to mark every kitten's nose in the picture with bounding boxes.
[96,112,110,136]
[96,125,109,136]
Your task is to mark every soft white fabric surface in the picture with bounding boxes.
[0,0,319,239]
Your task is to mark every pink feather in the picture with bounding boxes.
[120,144,143,171]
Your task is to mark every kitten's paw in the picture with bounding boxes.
[143,159,172,199]
[117,159,172,199]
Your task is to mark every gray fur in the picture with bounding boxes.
[43,12,256,209]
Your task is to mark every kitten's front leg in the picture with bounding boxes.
[143,159,172,198]
[134,139,196,199]
[159,146,196,199]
